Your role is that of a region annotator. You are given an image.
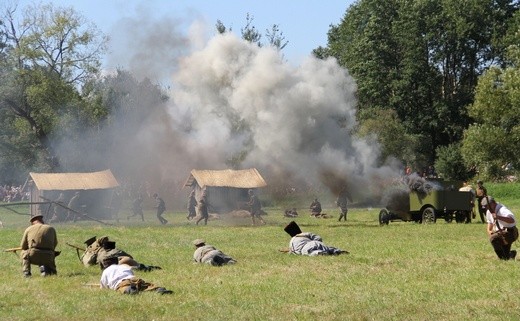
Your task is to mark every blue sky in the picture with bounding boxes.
[16,0,356,66]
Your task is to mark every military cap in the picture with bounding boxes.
[118,256,139,267]
[481,196,494,206]
[29,214,43,223]
[284,221,302,237]
[84,236,97,246]
[193,239,205,246]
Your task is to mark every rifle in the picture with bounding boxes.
[66,242,85,262]
[4,247,23,256]
[4,247,61,257]
[82,283,101,288]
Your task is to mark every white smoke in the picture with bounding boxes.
[167,33,400,200]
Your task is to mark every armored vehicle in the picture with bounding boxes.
[379,180,474,225]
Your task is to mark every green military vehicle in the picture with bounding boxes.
[379,180,474,225]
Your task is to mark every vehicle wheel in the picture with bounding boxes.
[422,207,436,224]
[455,211,466,223]
[379,209,390,225]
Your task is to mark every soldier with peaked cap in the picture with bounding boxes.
[20,214,59,277]
[284,221,347,256]
[192,239,237,266]
[81,236,161,272]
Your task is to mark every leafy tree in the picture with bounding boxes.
[434,143,470,181]
[216,13,288,50]
[265,24,288,50]
[320,0,519,168]
[462,45,520,180]
[240,13,262,46]
[356,109,420,166]
[0,2,107,174]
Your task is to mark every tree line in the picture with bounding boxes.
[315,0,520,181]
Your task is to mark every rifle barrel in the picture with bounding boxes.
[65,242,86,251]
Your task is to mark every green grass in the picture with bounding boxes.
[1,183,520,321]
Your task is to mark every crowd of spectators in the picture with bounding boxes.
[0,185,29,202]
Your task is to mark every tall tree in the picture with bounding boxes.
[0,2,107,173]
[462,46,520,179]
[320,0,519,168]
[216,13,288,50]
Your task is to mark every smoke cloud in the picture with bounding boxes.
[55,12,404,208]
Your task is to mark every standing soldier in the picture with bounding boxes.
[459,181,476,223]
[153,193,168,225]
[476,180,488,223]
[187,191,197,220]
[20,214,59,277]
[248,189,265,225]
[336,187,351,222]
[196,192,209,225]
[129,194,144,221]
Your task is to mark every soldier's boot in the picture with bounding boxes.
[40,265,47,277]
[155,287,173,295]
[23,271,32,278]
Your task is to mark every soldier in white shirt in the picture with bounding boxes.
[482,196,518,260]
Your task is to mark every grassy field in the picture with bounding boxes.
[1,184,520,321]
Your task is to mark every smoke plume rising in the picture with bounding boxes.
[56,12,404,208]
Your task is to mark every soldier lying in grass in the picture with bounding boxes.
[100,256,172,295]
[192,239,237,266]
[284,221,348,256]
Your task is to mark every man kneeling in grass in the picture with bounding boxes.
[100,256,172,295]
[284,221,348,256]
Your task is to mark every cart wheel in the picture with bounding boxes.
[379,209,390,225]
[422,207,436,224]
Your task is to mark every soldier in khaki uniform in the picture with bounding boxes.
[192,239,236,266]
[20,214,58,277]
